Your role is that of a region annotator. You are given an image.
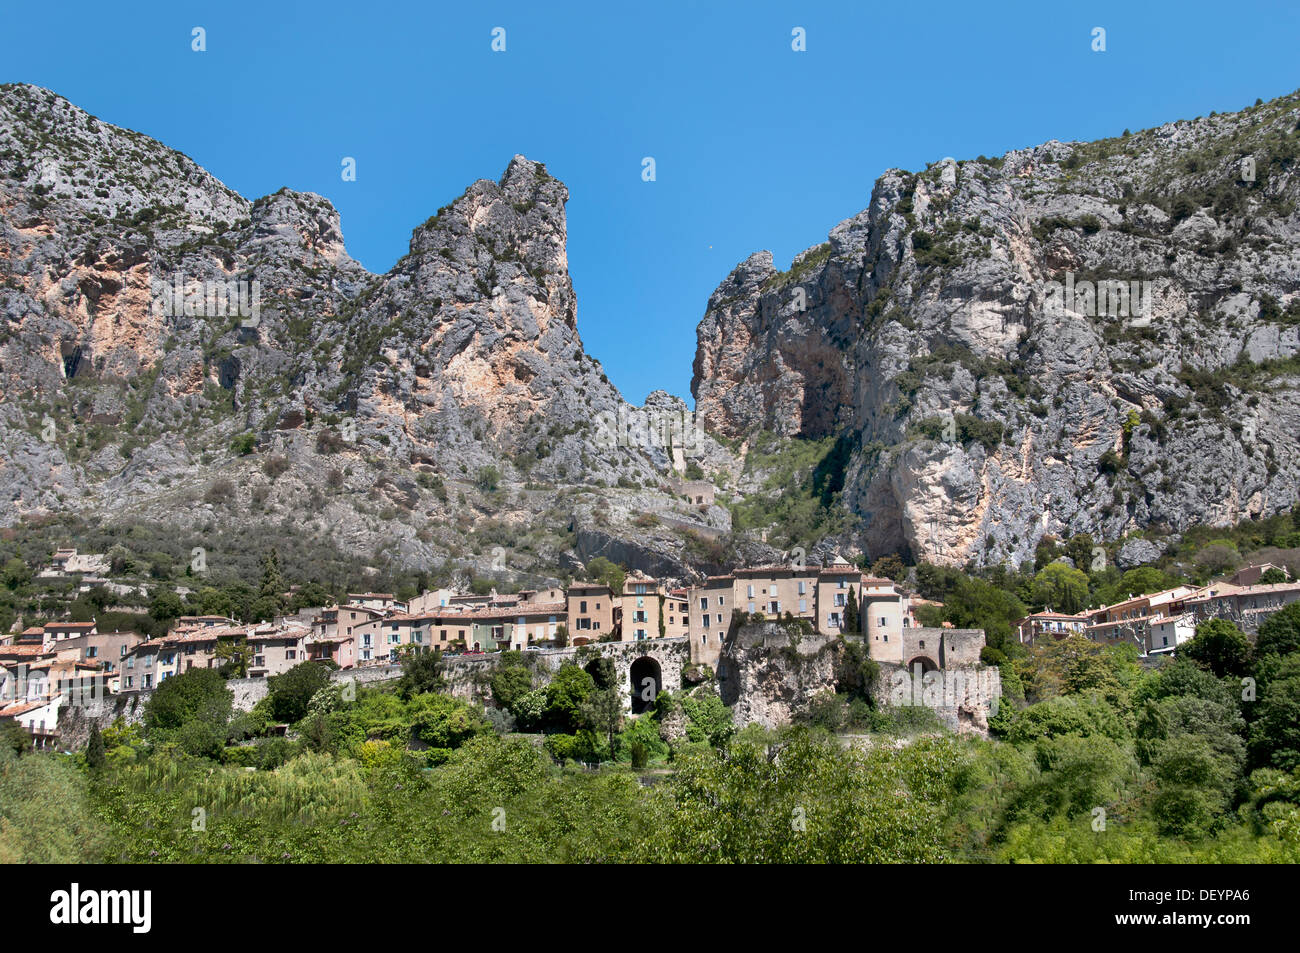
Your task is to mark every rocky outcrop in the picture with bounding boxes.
[693,93,1300,567]
[0,84,731,579]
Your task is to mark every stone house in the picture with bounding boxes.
[566,583,614,645]
[619,573,661,642]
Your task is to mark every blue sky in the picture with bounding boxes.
[3,1,1298,405]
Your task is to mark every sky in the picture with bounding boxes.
[2,1,1299,405]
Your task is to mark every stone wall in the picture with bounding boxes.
[874,662,1002,734]
[718,623,999,734]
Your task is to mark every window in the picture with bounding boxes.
[87,646,98,658]
[798,599,807,613]
[878,616,887,628]
[287,650,296,660]
[798,581,806,595]
[747,585,755,598]
[700,598,708,610]
[748,602,755,613]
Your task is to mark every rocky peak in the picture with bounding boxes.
[691,88,1300,567]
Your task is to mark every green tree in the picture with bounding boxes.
[149,589,185,624]
[142,668,233,758]
[267,662,335,723]
[491,664,534,713]
[0,721,29,756]
[585,557,626,597]
[408,694,490,750]
[545,664,596,732]
[1031,562,1090,614]
[1182,619,1252,679]
[396,648,445,699]
[1250,656,1300,771]
[870,554,906,582]
[1257,602,1300,658]
[85,723,106,770]
[582,685,624,760]
[844,587,860,634]
[1,557,30,590]
[1260,567,1290,585]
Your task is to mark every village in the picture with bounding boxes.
[0,546,1297,749]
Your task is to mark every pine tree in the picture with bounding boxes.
[845,587,860,634]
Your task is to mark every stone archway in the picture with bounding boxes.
[629,656,662,714]
[906,655,938,674]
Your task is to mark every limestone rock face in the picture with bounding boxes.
[692,92,1300,566]
[0,84,731,578]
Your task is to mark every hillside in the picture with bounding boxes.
[694,92,1300,567]
[0,84,741,581]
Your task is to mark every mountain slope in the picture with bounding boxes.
[693,91,1300,567]
[0,84,737,581]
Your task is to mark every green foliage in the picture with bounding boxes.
[1031,562,1090,613]
[267,662,335,724]
[1181,619,1252,678]
[0,750,106,862]
[142,668,233,758]
[1257,602,1300,658]
[545,664,596,732]
[584,557,625,597]
[85,723,106,770]
[396,649,445,699]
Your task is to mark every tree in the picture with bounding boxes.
[1250,656,1300,771]
[585,557,625,597]
[545,664,596,732]
[844,587,860,634]
[491,664,534,713]
[1031,563,1090,614]
[1260,567,1290,585]
[0,721,29,756]
[267,662,335,723]
[1,557,30,590]
[84,723,106,770]
[1182,619,1252,679]
[870,554,906,582]
[582,685,624,760]
[149,590,185,624]
[1257,602,1300,658]
[408,694,489,750]
[475,465,501,493]
[142,668,233,757]
[396,648,445,699]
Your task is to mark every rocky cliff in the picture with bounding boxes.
[0,84,740,579]
[693,91,1300,567]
